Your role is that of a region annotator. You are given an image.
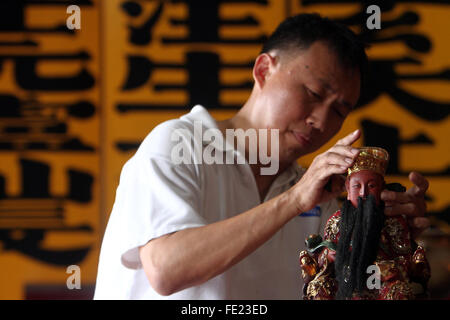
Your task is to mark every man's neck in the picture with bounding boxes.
[250,162,292,201]
[217,116,293,201]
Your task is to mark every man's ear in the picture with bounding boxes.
[253,53,276,89]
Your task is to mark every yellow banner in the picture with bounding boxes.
[0,0,448,299]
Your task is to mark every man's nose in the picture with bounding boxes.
[305,104,329,132]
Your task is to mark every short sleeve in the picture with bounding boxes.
[110,122,207,270]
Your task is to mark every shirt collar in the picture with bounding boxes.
[182,105,219,133]
[182,105,237,153]
[182,105,304,187]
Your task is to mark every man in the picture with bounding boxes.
[300,147,431,300]
[94,13,429,299]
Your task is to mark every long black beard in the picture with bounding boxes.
[335,194,385,299]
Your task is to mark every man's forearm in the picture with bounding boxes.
[139,187,301,295]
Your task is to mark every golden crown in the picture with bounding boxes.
[348,147,389,177]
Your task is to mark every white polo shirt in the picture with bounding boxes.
[94,105,338,300]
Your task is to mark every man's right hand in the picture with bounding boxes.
[292,129,361,213]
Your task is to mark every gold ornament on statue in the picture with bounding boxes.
[347,147,389,177]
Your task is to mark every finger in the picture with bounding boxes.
[319,164,349,180]
[328,145,361,160]
[409,217,431,239]
[384,202,420,217]
[321,151,356,168]
[381,190,412,204]
[303,157,347,186]
[335,129,361,147]
[408,171,429,196]
[409,217,431,230]
[383,201,395,208]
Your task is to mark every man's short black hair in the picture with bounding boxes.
[261,13,368,100]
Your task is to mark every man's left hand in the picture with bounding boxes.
[381,171,430,238]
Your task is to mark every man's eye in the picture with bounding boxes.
[352,184,360,189]
[306,87,321,99]
[333,107,345,118]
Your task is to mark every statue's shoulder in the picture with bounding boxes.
[324,210,341,243]
[330,209,341,219]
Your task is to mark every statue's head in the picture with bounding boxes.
[345,147,389,208]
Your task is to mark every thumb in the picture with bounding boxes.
[408,172,429,196]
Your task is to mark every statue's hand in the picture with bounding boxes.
[381,171,430,238]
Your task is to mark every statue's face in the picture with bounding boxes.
[346,170,385,207]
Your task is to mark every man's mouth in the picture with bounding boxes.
[292,131,312,146]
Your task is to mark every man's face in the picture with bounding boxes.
[253,41,361,164]
[346,170,385,207]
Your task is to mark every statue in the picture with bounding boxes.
[299,147,431,300]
